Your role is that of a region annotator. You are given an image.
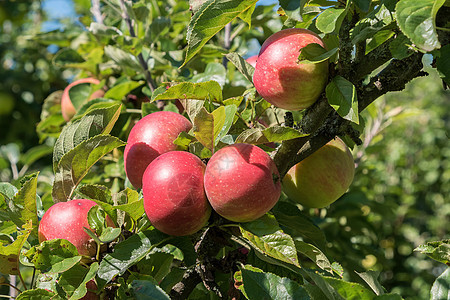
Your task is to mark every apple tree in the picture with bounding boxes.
[0,0,449,299]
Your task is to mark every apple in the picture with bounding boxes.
[142,151,211,236]
[124,111,193,189]
[38,199,114,257]
[246,55,258,67]
[282,137,355,208]
[61,78,105,121]
[81,280,99,300]
[253,28,329,111]
[204,143,281,222]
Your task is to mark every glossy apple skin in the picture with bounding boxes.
[246,55,258,67]
[253,28,328,111]
[124,111,192,189]
[38,199,114,257]
[204,143,281,222]
[142,151,211,236]
[282,138,355,208]
[61,78,105,121]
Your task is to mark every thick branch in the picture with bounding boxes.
[358,52,425,111]
[170,268,201,300]
[353,36,395,80]
[274,51,426,180]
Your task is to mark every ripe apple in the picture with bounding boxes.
[204,143,281,222]
[246,55,258,67]
[38,199,114,257]
[282,137,355,208]
[61,78,105,121]
[81,280,99,300]
[124,111,192,189]
[253,28,329,111]
[142,151,211,236]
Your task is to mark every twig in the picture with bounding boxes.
[118,0,157,92]
[222,23,232,68]
[91,0,104,24]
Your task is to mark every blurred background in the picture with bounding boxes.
[0,1,448,299]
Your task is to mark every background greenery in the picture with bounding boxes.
[0,0,448,299]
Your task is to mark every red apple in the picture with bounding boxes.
[204,143,281,222]
[81,280,99,300]
[61,78,105,121]
[282,137,355,208]
[38,199,114,257]
[142,151,211,236]
[124,111,193,189]
[253,28,329,110]
[246,55,258,67]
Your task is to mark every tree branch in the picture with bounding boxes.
[118,0,156,92]
[274,51,426,180]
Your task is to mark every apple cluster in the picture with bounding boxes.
[124,111,282,236]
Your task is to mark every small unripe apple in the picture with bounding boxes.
[142,151,211,236]
[124,111,192,189]
[253,28,328,111]
[38,199,114,257]
[204,143,281,222]
[282,137,355,208]
[61,78,105,121]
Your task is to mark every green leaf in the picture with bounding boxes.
[68,83,92,111]
[240,214,300,267]
[436,44,450,85]
[298,44,338,64]
[8,173,39,236]
[53,48,85,67]
[316,8,347,34]
[153,81,223,103]
[104,80,145,100]
[52,135,126,202]
[137,252,174,282]
[53,104,122,170]
[0,229,31,275]
[356,270,385,296]
[389,33,414,59]
[366,30,395,54]
[78,184,112,204]
[16,289,56,300]
[324,276,376,299]
[26,239,81,273]
[0,182,19,201]
[353,0,372,12]
[183,0,259,66]
[225,52,255,83]
[114,188,145,221]
[131,280,171,300]
[98,227,121,244]
[20,145,53,167]
[414,239,450,264]
[395,0,445,52]
[431,268,450,300]
[104,45,142,73]
[236,128,269,144]
[273,202,327,250]
[193,107,214,151]
[326,76,359,124]
[97,229,169,285]
[294,240,332,273]
[213,105,237,146]
[191,63,227,87]
[240,267,310,299]
[58,263,98,300]
[280,0,309,21]
[263,126,308,142]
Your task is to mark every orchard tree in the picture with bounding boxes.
[0,0,449,299]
